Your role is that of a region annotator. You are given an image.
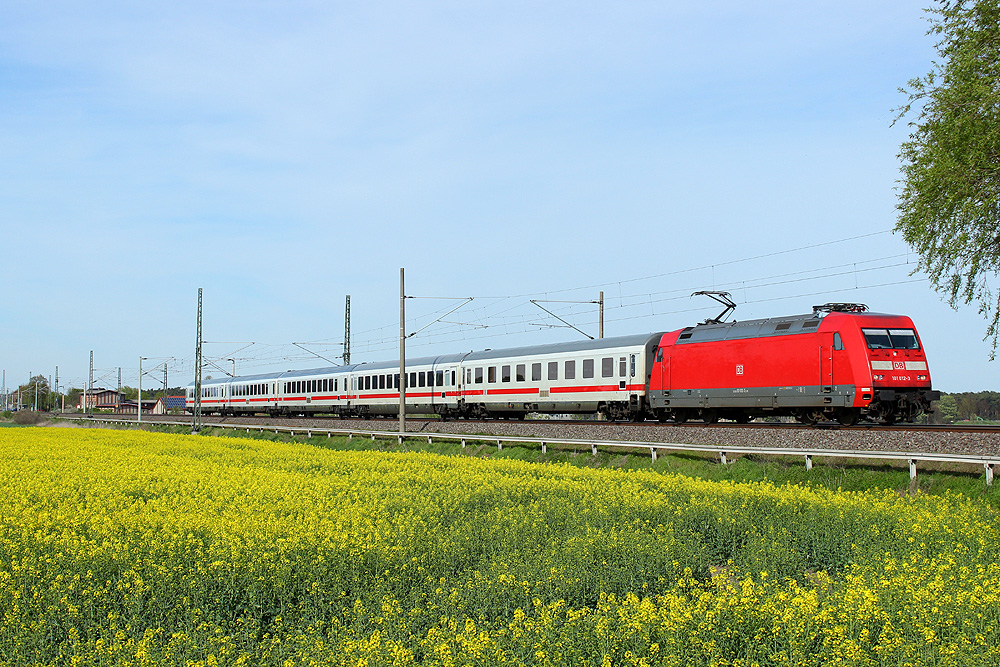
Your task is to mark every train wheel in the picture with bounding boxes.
[701,409,718,424]
[673,411,688,424]
[837,409,860,426]
[795,410,817,425]
[733,413,752,424]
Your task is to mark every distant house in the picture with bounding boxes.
[79,389,120,411]
[118,400,157,415]
[153,396,186,414]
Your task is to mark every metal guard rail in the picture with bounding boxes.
[70,416,999,486]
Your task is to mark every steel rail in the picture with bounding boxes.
[65,415,999,486]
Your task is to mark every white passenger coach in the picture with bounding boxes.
[186,333,663,421]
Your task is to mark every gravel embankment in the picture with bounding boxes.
[91,414,1000,457]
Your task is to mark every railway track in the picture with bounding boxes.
[60,412,1000,435]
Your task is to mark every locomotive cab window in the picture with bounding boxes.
[862,328,893,350]
[889,329,920,350]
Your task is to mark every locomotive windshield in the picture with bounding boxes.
[862,328,920,350]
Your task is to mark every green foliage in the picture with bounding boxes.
[65,387,82,409]
[895,0,1000,357]
[937,392,959,421]
[15,375,52,411]
[1,411,12,421]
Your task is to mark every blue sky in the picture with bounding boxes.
[1,1,995,394]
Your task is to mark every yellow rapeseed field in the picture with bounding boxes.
[0,426,997,666]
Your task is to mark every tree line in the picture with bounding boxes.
[930,391,1000,423]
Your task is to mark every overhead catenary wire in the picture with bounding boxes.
[103,229,919,379]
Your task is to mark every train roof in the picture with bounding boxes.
[464,332,663,362]
[190,353,470,386]
[189,335,663,386]
[674,310,905,345]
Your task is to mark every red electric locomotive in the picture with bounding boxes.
[647,302,939,425]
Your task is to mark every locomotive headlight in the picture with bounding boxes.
[917,375,927,380]
[873,374,885,380]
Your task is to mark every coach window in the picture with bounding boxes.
[531,363,542,381]
[602,357,613,378]
[436,371,444,387]
[394,374,400,389]
[516,364,526,382]
[565,360,575,380]
[583,359,594,379]
[376,375,382,390]
[451,371,456,385]
[488,366,496,383]
[475,367,484,384]
[502,365,511,382]
[620,357,627,377]
[408,372,415,387]
[548,361,558,381]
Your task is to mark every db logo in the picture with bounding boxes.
[736,364,744,375]
[893,361,905,370]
